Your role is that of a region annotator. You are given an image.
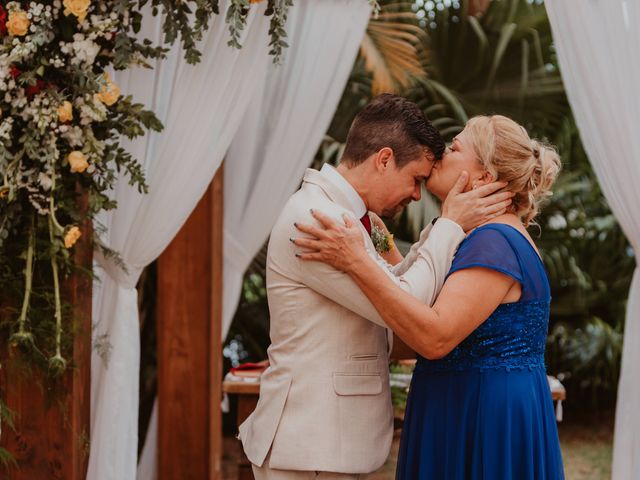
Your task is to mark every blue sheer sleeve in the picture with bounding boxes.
[447,225,523,285]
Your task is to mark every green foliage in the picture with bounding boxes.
[224,245,270,368]
[266,0,294,62]
[547,317,623,410]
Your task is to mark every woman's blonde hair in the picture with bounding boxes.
[465,115,561,226]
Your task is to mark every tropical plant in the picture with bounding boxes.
[223,244,270,368]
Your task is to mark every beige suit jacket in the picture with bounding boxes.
[238,168,465,474]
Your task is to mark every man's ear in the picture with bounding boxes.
[374,147,394,172]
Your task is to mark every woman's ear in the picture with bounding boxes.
[479,170,496,185]
[470,170,496,190]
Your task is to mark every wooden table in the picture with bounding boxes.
[223,379,260,480]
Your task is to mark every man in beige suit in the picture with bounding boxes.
[239,94,512,479]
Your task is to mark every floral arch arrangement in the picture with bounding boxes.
[0,0,309,384]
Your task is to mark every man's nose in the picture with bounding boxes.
[412,185,422,201]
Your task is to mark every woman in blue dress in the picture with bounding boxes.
[294,115,565,479]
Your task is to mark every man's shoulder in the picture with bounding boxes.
[275,183,350,229]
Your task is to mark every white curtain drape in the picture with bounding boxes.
[134,2,371,479]
[89,3,270,479]
[222,0,371,335]
[545,2,640,478]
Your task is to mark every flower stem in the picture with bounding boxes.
[16,215,35,335]
[48,214,63,361]
[48,174,64,233]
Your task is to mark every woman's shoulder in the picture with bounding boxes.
[467,218,541,257]
[450,221,526,280]
[463,221,520,249]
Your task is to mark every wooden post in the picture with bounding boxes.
[157,166,223,480]
[0,199,92,480]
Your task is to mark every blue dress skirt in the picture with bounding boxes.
[396,224,564,480]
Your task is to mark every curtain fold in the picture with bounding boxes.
[222,0,372,335]
[545,2,640,478]
[89,3,271,478]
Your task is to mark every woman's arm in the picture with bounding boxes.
[294,211,515,359]
[347,257,514,358]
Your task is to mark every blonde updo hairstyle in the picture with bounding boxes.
[465,115,561,226]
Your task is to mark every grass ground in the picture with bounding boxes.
[559,418,613,480]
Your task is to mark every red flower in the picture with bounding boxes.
[10,66,21,79]
[25,80,46,98]
[0,5,7,37]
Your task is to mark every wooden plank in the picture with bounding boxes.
[157,167,223,480]
[209,165,223,480]
[0,193,92,480]
[222,381,260,395]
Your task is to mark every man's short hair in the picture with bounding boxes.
[342,93,445,168]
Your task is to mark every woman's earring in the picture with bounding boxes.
[472,184,478,190]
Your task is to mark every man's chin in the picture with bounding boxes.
[381,206,405,219]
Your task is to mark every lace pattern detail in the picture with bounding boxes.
[416,300,550,373]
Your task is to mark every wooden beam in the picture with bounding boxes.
[209,165,223,479]
[0,194,92,480]
[157,166,223,480]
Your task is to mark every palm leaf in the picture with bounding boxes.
[361,4,428,94]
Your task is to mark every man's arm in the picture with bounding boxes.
[293,214,465,327]
[392,221,436,276]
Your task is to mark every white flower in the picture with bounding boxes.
[38,172,53,190]
[69,34,100,66]
[61,125,84,146]
[0,118,14,142]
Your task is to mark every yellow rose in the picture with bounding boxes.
[68,151,89,173]
[64,226,82,249]
[58,101,73,123]
[7,11,30,36]
[63,0,90,23]
[96,74,120,106]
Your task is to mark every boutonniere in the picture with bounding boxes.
[371,224,395,254]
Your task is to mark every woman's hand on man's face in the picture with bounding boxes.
[292,210,367,272]
[441,171,514,232]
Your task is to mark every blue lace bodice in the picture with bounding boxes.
[416,223,551,373]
